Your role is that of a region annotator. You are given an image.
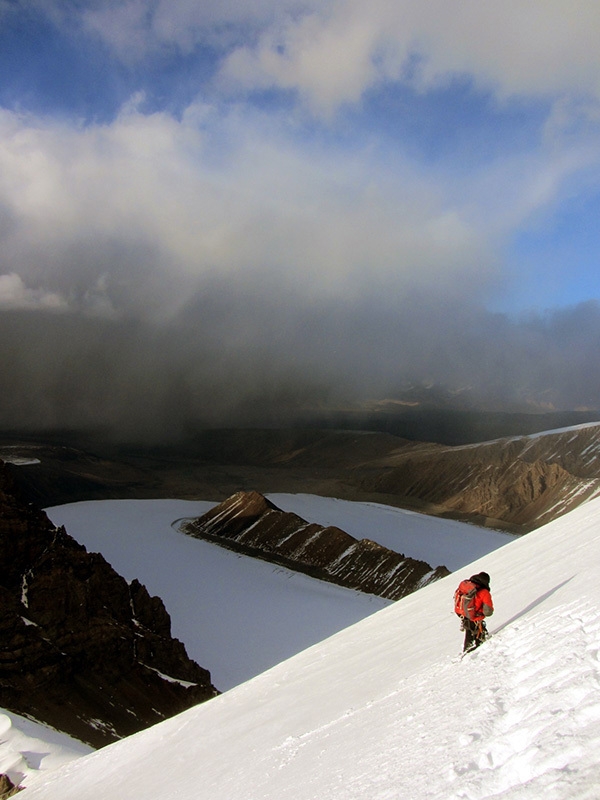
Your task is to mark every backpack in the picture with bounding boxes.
[454,579,478,620]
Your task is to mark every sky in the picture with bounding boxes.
[1,1,600,438]
[16,490,600,798]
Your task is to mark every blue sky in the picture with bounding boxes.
[1,1,600,431]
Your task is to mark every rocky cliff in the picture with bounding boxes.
[180,491,449,601]
[0,462,218,748]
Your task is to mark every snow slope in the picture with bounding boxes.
[0,711,91,790]
[27,495,600,799]
[46,495,510,690]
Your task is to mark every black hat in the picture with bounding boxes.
[470,571,490,589]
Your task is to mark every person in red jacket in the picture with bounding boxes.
[455,571,494,652]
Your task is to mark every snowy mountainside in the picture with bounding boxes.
[0,710,91,785]
[27,494,600,799]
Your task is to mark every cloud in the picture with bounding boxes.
[26,2,600,115]
[0,103,597,437]
[2,293,600,442]
[76,0,324,61]
[220,8,379,116]
[218,0,600,115]
[0,273,67,311]
[1,3,600,439]
[0,101,500,323]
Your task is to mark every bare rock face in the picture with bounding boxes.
[0,462,218,748]
[181,491,449,601]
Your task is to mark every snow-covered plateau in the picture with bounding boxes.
[3,493,600,798]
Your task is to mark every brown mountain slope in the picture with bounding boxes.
[0,462,218,747]
[355,426,600,530]
[4,422,600,531]
[180,490,449,601]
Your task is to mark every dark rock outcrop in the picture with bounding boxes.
[0,462,218,748]
[181,491,449,601]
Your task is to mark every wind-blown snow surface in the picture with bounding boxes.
[27,496,600,799]
[0,711,91,789]
[46,495,511,690]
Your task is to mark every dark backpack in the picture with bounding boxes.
[454,579,478,620]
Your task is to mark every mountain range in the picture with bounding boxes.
[5,421,600,531]
[2,419,600,796]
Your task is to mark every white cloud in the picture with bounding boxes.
[30,1,600,115]
[0,56,598,326]
[218,0,600,115]
[0,273,68,311]
[79,0,325,59]
[405,1,600,99]
[221,8,379,116]
[81,0,155,62]
[0,101,498,320]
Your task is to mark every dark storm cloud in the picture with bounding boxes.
[1,293,600,443]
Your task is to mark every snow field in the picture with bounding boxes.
[46,498,391,690]
[443,604,600,799]
[0,711,91,789]
[8,493,600,798]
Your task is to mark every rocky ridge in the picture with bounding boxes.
[0,461,218,748]
[180,490,449,601]
[357,423,600,530]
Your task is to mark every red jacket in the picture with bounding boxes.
[471,587,494,621]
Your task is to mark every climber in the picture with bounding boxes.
[454,571,494,652]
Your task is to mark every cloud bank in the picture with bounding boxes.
[0,100,497,316]
[3,293,600,442]
[0,1,600,439]
[69,0,600,114]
